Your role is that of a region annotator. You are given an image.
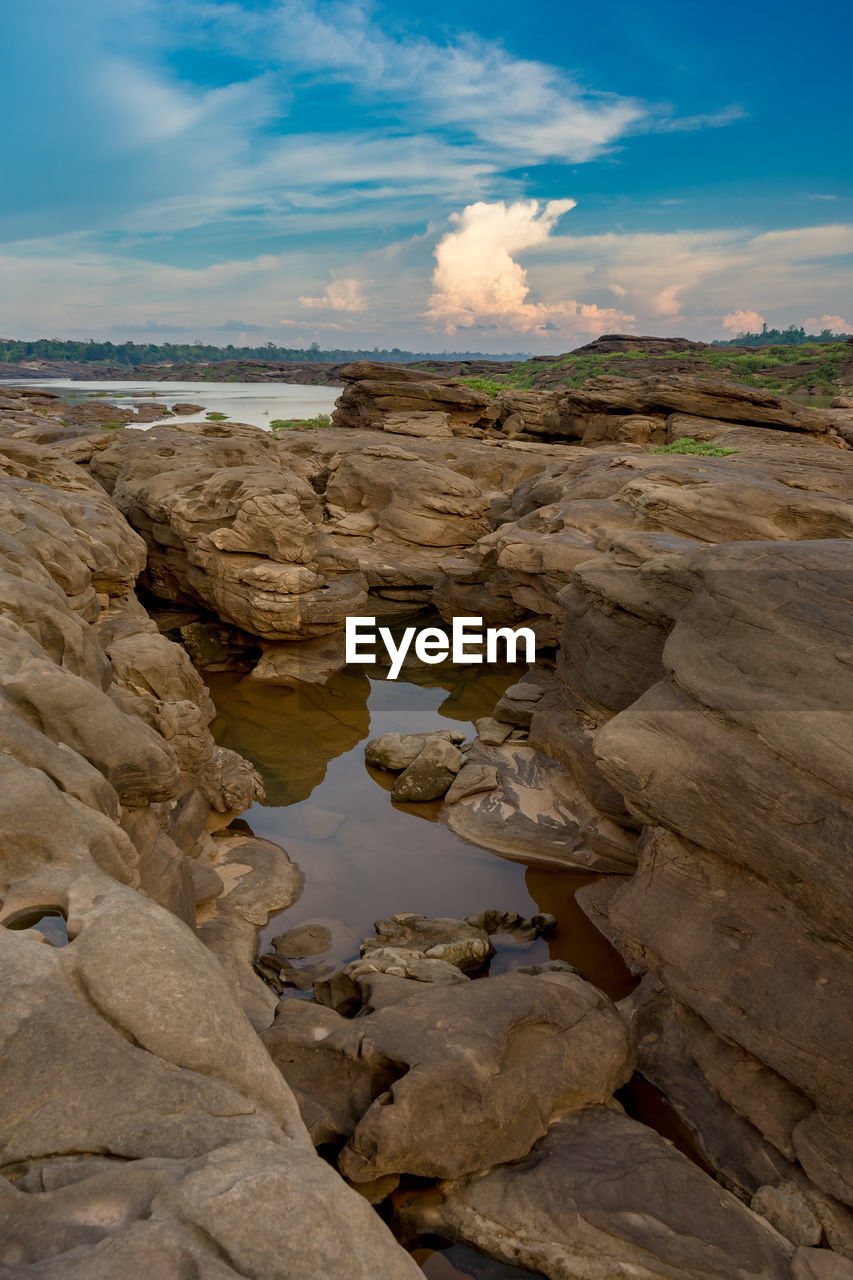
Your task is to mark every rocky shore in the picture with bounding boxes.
[0,367,851,1279]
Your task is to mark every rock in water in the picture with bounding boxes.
[390,737,463,801]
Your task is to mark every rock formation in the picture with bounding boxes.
[1,369,851,1277]
[0,402,422,1276]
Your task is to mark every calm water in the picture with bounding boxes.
[208,657,633,997]
[9,380,341,429]
[209,655,633,1278]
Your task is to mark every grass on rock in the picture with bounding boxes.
[649,438,739,457]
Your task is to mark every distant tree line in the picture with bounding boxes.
[714,324,851,347]
[0,338,528,366]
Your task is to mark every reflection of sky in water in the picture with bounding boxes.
[209,660,632,1000]
[209,656,635,1279]
[12,381,341,430]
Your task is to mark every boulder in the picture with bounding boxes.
[390,737,462,801]
[396,1106,794,1280]
[365,729,465,771]
[331,361,498,434]
[262,972,633,1178]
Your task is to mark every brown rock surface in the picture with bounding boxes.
[397,1106,795,1280]
[262,971,633,1179]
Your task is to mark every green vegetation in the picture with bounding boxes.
[269,413,332,435]
[98,421,125,431]
[649,438,738,457]
[457,375,505,397]
[714,324,850,347]
[452,340,850,398]
[205,411,228,421]
[0,337,527,369]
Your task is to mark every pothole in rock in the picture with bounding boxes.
[3,908,69,947]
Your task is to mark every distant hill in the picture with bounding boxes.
[474,333,853,398]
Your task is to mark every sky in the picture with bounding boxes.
[1,0,851,354]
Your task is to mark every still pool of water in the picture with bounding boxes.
[10,380,341,429]
[209,656,633,1276]
[208,659,633,1000]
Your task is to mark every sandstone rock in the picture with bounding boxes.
[752,1183,823,1247]
[362,912,492,973]
[390,737,462,801]
[272,923,332,958]
[381,410,453,438]
[262,972,633,1178]
[445,742,638,872]
[444,761,499,803]
[0,1140,421,1279]
[791,1248,853,1279]
[474,715,513,744]
[331,361,498,434]
[345,947,469,985]
[396,1106,794,1280]
[365,729,465,771]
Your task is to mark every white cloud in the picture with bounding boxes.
[299,278,370,312]
[722,309,765,333]
[803,313,851,332]
[266,2,650,164]
[3,218,851,353]
[426,200,635,337]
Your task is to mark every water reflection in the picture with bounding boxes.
[208,657,634,997]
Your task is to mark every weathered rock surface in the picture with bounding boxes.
[0,1140,421,1279]
[0,426,422,1276]
[331,361,498,434]
[262,971,633,1179]
[445,741,638,871]
[397,1106,795,1280]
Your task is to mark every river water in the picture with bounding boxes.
[8,380,341,429]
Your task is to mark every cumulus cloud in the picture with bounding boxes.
[298,278,370,312]
[426,200,635,337]
[722,309,765,333]
[804,313,851,332]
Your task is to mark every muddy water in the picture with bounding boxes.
[208,661,633,999]
[208,656,634,1279]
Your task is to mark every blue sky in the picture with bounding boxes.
[1,0,851,352]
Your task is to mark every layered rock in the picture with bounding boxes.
[331,361,499,434]
[397,1106,795,1280]
[0,432,421,1277]
[262,970,633,1180]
